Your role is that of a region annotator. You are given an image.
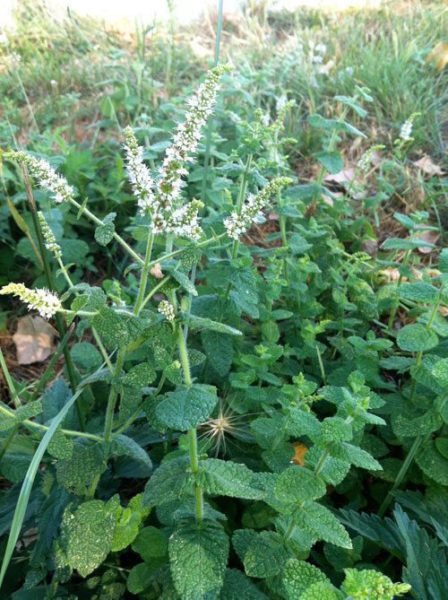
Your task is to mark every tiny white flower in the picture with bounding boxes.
[0,283,61,319]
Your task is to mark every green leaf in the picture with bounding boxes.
[314,151,343,174]
[382,237,435,251]
[200,459,267,500]
[122,363,156,387]
[132,526,168,562]
[47,429,74,460]
[0,387,83,588]
[94,212,116,246]
[143,457,192,507]
[396,324,438,352]
[169,269,197,296]
[59,499,116,577]
[111,434,152,475]
[15,401,43,422]
[71,342,102,371]
[201,330,234,377]
[111,506,142,552]
[394,505,448,599]
[334,95,368,117]
[56,443,106,496]
[91,306,131,350]
[169,520,229,599]
[282,558,329,599]
[432,358,448,388]
[243,531,289,578]
[274,467,326,504]
[331,443,382,471]
[299,581,343,600]
[296,502,352,549]
[220,569,268,599]
[126,562,155,595]
[416,439,448,485]
[342,569,411,600]
[156,384,218,431]
[399,282,439,303]
[186,314,242,336]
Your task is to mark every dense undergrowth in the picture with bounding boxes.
[0,1,448,599]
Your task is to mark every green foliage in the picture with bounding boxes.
[169,520,229,599]
[2,8,447,596]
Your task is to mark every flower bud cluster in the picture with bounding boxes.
[158,299,176,322]
[37,211,62,260]
[0,283,61,319]
[7,151,75,204]
[224,177,291,240]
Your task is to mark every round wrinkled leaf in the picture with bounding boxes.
[275,467,326,503]
[396,324,438,352]
[432,358,448,389]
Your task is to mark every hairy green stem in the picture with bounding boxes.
[103,350,126,451]
[134,231,154,315]
[69,199,144,265]
[177,323,204,523]
[380,294,442,515]
[24,173,86,430]
[0,404,102,442]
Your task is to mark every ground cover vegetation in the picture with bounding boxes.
[0,0,447,598]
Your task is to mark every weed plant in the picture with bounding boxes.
[0,2,448,599]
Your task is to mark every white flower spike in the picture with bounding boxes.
[0,283,61,319]
[7,151,75,204]
[123,126,156,216]
[224,177,291,240]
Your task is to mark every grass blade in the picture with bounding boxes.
[0,386,84,590]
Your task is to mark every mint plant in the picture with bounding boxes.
[0,66,424,599]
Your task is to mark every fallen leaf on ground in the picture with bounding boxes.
[415,230,439,254]
[324,168,356,185]
[413,155,444,177]
[12,316,57,364]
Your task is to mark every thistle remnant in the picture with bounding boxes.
[0,283,61,319]
[6,151,75,204]
[224,177,291,240]
[123,126,156,216]
[37,211,62,260]
[158,300,176,322]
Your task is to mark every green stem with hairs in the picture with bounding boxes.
[69,199,144,265]
[177,322,203,523]
[103,350,126,452]
[23,174,86,430]
[134,232,155,315]
[379,293,442,516]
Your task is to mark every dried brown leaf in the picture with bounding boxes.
[12,316,57,365]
